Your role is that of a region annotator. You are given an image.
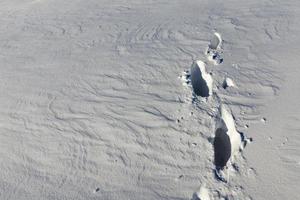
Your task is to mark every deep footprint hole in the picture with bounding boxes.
[213,128,231,170]
[191,64,210,97]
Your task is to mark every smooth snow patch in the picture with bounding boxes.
[192,184,211,200]
[222,77,235,89]
[190,60,213,97]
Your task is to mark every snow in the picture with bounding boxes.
[0,0,300,199]
[222,77,235,89]
[191,60,213,97]
[209,32,222,50]
[217,104,242,159]
[192,184,211,200]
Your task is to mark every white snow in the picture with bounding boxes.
[223,77,235,89]
[0,0,300,199]
[206,32,223,65]
[192,184,211,200]
[209,32,222,50]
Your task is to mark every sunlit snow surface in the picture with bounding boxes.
[0,0,300,199]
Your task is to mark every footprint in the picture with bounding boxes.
[216,105,243,155]
[213,105,246,182]
[209,32,222,50]
[206,32,223,65]
[190,60,213,97]
[214,128,231,170]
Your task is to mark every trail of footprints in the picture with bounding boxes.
[180,32,253,199]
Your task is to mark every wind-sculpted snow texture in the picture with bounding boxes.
[0,0,300,200]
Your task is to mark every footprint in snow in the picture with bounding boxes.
[190,60,213,97]
[206,32,224,65]
[213,105,251,182]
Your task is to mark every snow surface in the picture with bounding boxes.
[0,0,300,199]
[192,184,211,200]
[222,78,235,89]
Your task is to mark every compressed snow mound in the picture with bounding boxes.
[192,184,211,200]
[222,77,235,89]
[190,60,213,97]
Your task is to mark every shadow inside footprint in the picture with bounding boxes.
[191,64,210,97]
[214,128,231,169]
[192,193,200,200]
